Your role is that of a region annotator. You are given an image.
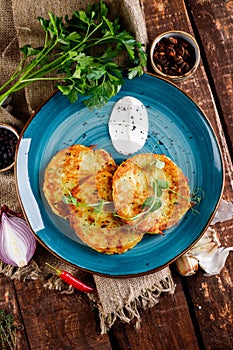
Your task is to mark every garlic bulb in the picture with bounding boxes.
[176,227,233,276]
[211,199,233,225]
[0,206,36,267]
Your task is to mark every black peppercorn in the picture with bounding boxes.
[0,127,18,170]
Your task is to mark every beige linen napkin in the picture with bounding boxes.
[0,0,175,333]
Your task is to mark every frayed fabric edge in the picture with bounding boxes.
[0,259,41,281]
[0,259,176,334]
[90,275,176,334]
[0,260,74,294]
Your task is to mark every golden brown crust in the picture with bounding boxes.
[112,153,190,234]
[112,160,149,219]
[69,207,143,254]
[61,144,94,192]
[43,148,70,218]
[43,144,143,254]
[95,162,117,201]
[68,176,143,254]
[43,145,191,254]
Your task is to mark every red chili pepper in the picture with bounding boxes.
[46,263,96,293]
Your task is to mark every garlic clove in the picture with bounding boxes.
[175,255,199,276]
[196,246,233,276]
[190,241,219,258]
[192,227,220,249]
[178,227,233,276]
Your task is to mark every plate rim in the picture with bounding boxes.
[15,72,225,277]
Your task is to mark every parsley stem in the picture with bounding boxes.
[0,3,146,108]
[0,36,60,105]
[21,77,66,82]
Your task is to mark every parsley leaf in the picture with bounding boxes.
[0,0,147,109]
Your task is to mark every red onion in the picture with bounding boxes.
[0,205,36,267]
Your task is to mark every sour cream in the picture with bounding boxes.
[109,96,148,155]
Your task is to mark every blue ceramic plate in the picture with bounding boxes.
[16,73,224,276]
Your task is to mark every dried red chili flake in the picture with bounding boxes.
[152,36,196,76]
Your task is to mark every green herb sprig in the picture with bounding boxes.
[142,179,169,212]
[0,310,18,350]
[62,194,112,213]
[62,159,203,223]
[0,0,146,109]
[114,160,169,221]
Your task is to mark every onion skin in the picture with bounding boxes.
[0,210,36,267]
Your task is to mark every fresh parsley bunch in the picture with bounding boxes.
[0,0,147,109]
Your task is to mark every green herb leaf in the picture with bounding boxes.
[67,88,78,104]
[151,198,162,211]
[128,65,144,79]
[99,0,108,17]
[62,195,79,206]
[156,186,162,197]
[84,77,121,109]
[142,196,154,209]
[57,84,73,95]
[20,45,41,57]
[86,65,106,80]
[0,1,147,108]
[156,179,168,189]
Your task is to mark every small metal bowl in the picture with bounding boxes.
[150,30,200,83]
[0,123,19,173]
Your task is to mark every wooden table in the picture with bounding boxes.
[1,0,233,349]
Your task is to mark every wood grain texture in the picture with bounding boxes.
[109,274,200,350]
[13,279,112,350]
[183,268,233,350]
[0,275,30,350]
[186,0,233,157]
[139,0,233,349]
[0,1,232,349]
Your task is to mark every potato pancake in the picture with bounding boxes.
[43,144,115,217]
[113,153,190,234]
[43,148,70,218]
[43,144,190,254]
[61,144,115,193]
[43,144,143,254]
[68,173,144,254]
[95,162,117,201]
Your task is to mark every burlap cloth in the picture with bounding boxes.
[0,0,175,334]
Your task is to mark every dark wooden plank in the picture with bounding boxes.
[121,0,233,349]
[178,1,233,348]
[186,0,233,157]
[0,1,232,349]
[108,1,204,347]
[142,0,221,138]
[182,265,233,350]
[13,278,112,350]
[109,274,200,350]
[0,275,30,350]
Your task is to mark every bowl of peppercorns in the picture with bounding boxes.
[0,123,19,173]
[150,30,200,83]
